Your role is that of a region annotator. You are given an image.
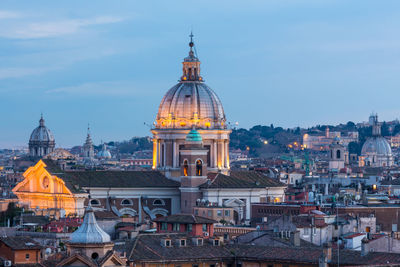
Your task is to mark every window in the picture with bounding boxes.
[208,210,212,217]
[121,199,133,205]
[210,265,215,267]
[187,224,193,232]
[196,160,203,176]
[183,160,189,176]
[197,238,203,246]
[25,253,30,260]
[161,223,168,231]
[153,199,165,206]
[304,228,310,235]
[217,210,222,216]
[194,209,199,215]
[90,199,100,206]
[165,240,171,247]
[173,223,180,231]
[91,252,99,260]
[214,239,219,246]
[225,210,230,217]
[202,224,207,232]
[336,150,341,159]
[180,239,186,247]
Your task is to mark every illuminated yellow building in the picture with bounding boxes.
[152,33,231,178]
[12,160,87,217]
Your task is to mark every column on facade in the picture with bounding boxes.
[217,140,225,169]
[157,141,162,167]
[224,141,229,168]
[152,139,158,168]
[226,140,230,168]
[213,141,217,168]
[172,141,176,168]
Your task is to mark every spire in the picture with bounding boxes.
[181,32,202,82]
[39,113,45,127]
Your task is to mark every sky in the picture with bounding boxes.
[1,0,400,148]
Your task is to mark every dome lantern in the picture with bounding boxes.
[181,32,202,82]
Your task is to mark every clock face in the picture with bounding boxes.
[42,177,49,189]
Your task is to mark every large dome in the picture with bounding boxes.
[155,34,226,130]
[156,82,226,129]
[29,116,55,143]
[361,137,392,156]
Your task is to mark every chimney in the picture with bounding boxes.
[290,231,300,247]
[361,238,369,256]
[323,242,332,262]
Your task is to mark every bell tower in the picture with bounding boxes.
[180,129,208,213]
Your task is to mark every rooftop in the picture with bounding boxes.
[154,214,217,224]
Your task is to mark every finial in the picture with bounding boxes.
[189,31,194,50]
[87,123,90,134]
[39,113,45,126]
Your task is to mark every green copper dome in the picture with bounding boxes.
[186,129,203,142]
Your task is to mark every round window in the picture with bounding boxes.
[42,177,49,189]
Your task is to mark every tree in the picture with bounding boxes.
[348,142,361,155]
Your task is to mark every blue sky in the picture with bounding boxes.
[1,0,400,148]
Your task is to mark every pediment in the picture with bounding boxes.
[12,160,72,195]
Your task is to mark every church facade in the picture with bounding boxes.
[152,34,230,178]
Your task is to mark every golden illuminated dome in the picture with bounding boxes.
[155,34,226,130]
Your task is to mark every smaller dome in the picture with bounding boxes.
[361,137,392,156]
[97,143,111,159]
[186,129,203,142]
[29,116,55,143]
[70,205,110,244]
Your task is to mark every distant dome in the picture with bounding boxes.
[29,115,56,157]
[70,206,110,244]
[29,116,55,143]
[97,143,111,159]
[361,137,392,156]
[186,129,203,142]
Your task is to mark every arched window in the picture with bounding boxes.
[153,199,165,206]
[336,150,341,159]
[196,160,203,176]
[90,199,100,206]
[121,199,133,206]
[183,160,188,176]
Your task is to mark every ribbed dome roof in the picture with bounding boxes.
[70,205,110,244]
[156,82,226,129]
[29,116,55,143]
[361,137,392,156]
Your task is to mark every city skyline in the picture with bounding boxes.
[2,0,400,148]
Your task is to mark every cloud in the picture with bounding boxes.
[0,10,20,19]
[0,67,56,80]
[0,15,124,39]
[45,81,151,97]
